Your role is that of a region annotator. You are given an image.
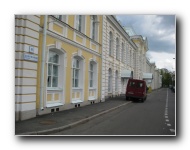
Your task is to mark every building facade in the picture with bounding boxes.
[15,15,103,121]
[101,15,137,100]
[15,15,162,121]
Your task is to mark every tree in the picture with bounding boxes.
[160,70,172,87]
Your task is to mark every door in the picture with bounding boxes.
[136,81,145,98]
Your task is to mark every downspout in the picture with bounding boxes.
[100,15,105,102]
[40,15,47,110]
[100,16,103,102]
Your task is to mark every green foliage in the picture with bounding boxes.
[160,71,172,87]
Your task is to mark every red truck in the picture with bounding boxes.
[126,79,148,102]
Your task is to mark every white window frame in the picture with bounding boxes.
[89,62,94,88]
[47,49,65,91]
[116,38,119,60]
[47,51,59,88]
[126,45,128,65]
[91,15,99,41]
[75,15,85,34]
[122,42,124,62]
[72,58,80,88]
[108,68,112,93]
[53,15,67,23]
[46,47,66,108]
[71,54,85,103]
[109,32,113,56]
[115,70,118,92]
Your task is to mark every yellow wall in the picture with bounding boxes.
[37,15,102,109]
[53,24,63,34]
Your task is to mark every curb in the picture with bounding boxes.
[19,101,132,135]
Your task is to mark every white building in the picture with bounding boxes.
[101,16,162,101]
[101,16,137,100]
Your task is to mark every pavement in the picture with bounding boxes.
[15,96,132,135]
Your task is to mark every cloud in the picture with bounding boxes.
[146,51,175,71]
[116,15,176,54]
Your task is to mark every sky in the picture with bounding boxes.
[116,15,176,72]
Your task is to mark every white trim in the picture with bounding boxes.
[46,102,63,108]
[71,99,83,104]
[46,45,66,108]
[48,17,67,38]
[46,30,101,57]
[88,97,96,101]
[71,53,85,103]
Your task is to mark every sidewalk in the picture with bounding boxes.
[15,96,131,135]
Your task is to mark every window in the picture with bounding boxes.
[75,15,86,34]
[126,45,128,64]
[91,15,98,41]
[138,82,143,88]
[76,15,82,32]
[116,38,119,60]
[115,71,118,91]
[72,58,80,87]
[109,32,113,56]
[108,68,112,92]
[54,15,62,20]
[89,62,93,87]
[129,81,136,87]
[122,43,124,62]
[53,15,67,23]
[47,51,59,88]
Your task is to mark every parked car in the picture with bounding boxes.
[126,79,148,102]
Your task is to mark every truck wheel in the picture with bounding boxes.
[126,96,128,101]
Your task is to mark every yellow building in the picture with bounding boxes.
[15,15,103,120]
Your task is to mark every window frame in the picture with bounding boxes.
[89,62,94,88]
[72,58,80,88]
[47,51,60,88]
[115,70,118,92]
[108,68,112,92]
[53,15,67,23]
[121,42,124,62]
[76,15,82,32]
[91,15,98,41]
[75,15,86,34]
[109,31,113,56]
[116,37,119,60]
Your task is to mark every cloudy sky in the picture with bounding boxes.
[116,15,176,71]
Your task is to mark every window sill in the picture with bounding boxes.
[47,87,63,91]
[72,87,83,90]
[46,102,63,108]
[89,87,96,90]
[71,99,83,104]
[88,97,96,101]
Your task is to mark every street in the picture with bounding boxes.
[50,88,175,135]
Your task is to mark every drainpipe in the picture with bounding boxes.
[100,15,105,102]
[40,15,47,110]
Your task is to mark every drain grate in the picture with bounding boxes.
[39,120,57,125]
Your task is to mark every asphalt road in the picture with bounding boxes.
[51,88,175,135]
